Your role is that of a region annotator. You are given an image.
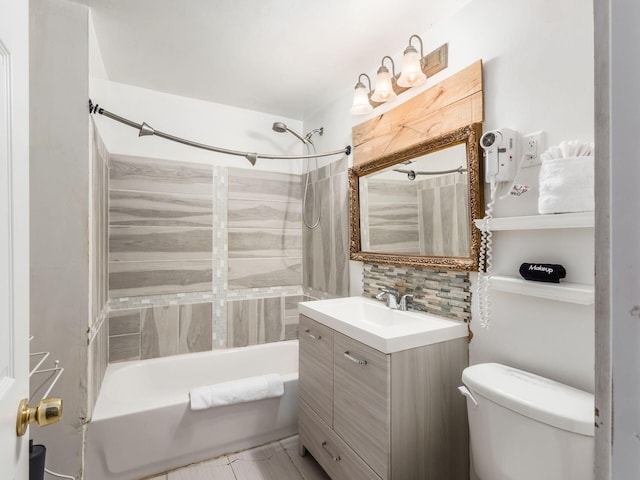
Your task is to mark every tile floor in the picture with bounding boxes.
[147,436,330,480]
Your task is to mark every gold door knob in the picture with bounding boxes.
[16,397,63,437]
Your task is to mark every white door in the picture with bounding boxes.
[0,0,30,478]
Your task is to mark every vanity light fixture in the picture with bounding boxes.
[350,73,374,115]
[371,56,398,103]
[350,37,448,116]
[397,35,428,87]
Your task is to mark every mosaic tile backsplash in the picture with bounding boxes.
[362,263,471,322]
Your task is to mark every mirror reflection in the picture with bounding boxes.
[359,143,469,256]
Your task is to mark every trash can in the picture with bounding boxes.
[29,440,46,480]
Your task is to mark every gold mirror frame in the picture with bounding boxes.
[349,123,484,271]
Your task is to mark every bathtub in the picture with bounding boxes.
[85,340,299,480]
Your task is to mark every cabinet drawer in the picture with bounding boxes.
[333,333,390,479]
[299,399,380,480]
[299,315,334,425]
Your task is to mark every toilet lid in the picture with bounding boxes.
[462,363,594,436]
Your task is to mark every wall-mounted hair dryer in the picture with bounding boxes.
[480,129,518,183]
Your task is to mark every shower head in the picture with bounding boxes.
[271,121,309,144]
[272,122,288,133]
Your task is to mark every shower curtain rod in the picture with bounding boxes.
[88,100,351,166]
[393,166,467,176]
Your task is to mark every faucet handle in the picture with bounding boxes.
[379,286,399,296]
[399,294,414,311]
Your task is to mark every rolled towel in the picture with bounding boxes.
[189,373,284,411]
[538,156,594,214]
[519,263,567,283]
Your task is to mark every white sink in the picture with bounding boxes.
[298,296,468,353]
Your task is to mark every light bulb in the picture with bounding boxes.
[350,82,373,115]
[398,45,426,87]
[371,66,397,103]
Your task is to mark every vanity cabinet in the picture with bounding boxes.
[298,314,469,480]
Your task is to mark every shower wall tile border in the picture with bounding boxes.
[213,167,228,345]
[362,263,471,322]
[109,291,216,310]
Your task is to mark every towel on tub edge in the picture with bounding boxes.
[189,373,284,410]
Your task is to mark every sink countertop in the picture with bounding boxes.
[298,296,468,354]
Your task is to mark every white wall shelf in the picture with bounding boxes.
[489,275,594,305]
[474,212,594,232]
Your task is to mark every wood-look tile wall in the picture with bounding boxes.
[108,303,213,362]
[227,168,302,289]
[226,295,311,348]
[109,155,214,298]
[88,122,110,416]
[106,156,313,362]
[363,178,420,254]
[417,173,469,257]
[91,124,109,324]
[303,157,350,296]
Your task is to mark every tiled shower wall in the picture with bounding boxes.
[108,155,214,298]
[87,122,109,415]
[303,157,350,297]
[360,178,420,253]
[106,155,314,362]
[361,173,469,256]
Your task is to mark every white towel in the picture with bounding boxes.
[189,374,284,411]
[538,156,594,214]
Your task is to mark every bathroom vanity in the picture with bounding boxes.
[298,297,469,480]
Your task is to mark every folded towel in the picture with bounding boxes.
[189,374,284,411]
[538,156,594,214]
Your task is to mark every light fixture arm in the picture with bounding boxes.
[358,73,373,91]
[408,34,424,59]
[381,55,397,77]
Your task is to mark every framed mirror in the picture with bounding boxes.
[349,123,483,271]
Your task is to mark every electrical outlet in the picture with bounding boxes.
[521,131,546,168]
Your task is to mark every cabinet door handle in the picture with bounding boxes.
[321,441,341,462]
[343,351,368,366]
[304,329,321,341]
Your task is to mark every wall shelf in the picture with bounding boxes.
[474,212,594,232]
[489,275,594,305]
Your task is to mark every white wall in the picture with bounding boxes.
[30,0,90,477]
[90,10,308,174]
[307,0,595,394]
[89,28,309,176]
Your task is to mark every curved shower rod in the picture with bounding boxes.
[88,100,351,166]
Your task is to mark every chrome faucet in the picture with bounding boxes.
[376,287,414,311]
[376,287,399,309]
[399,293,414,311]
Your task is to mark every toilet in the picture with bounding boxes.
[460,363,594,480]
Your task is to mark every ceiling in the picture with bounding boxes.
[85,0,471,119]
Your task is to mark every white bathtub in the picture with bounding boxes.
[85,340,299,479]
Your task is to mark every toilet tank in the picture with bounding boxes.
[461,363,594,480]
